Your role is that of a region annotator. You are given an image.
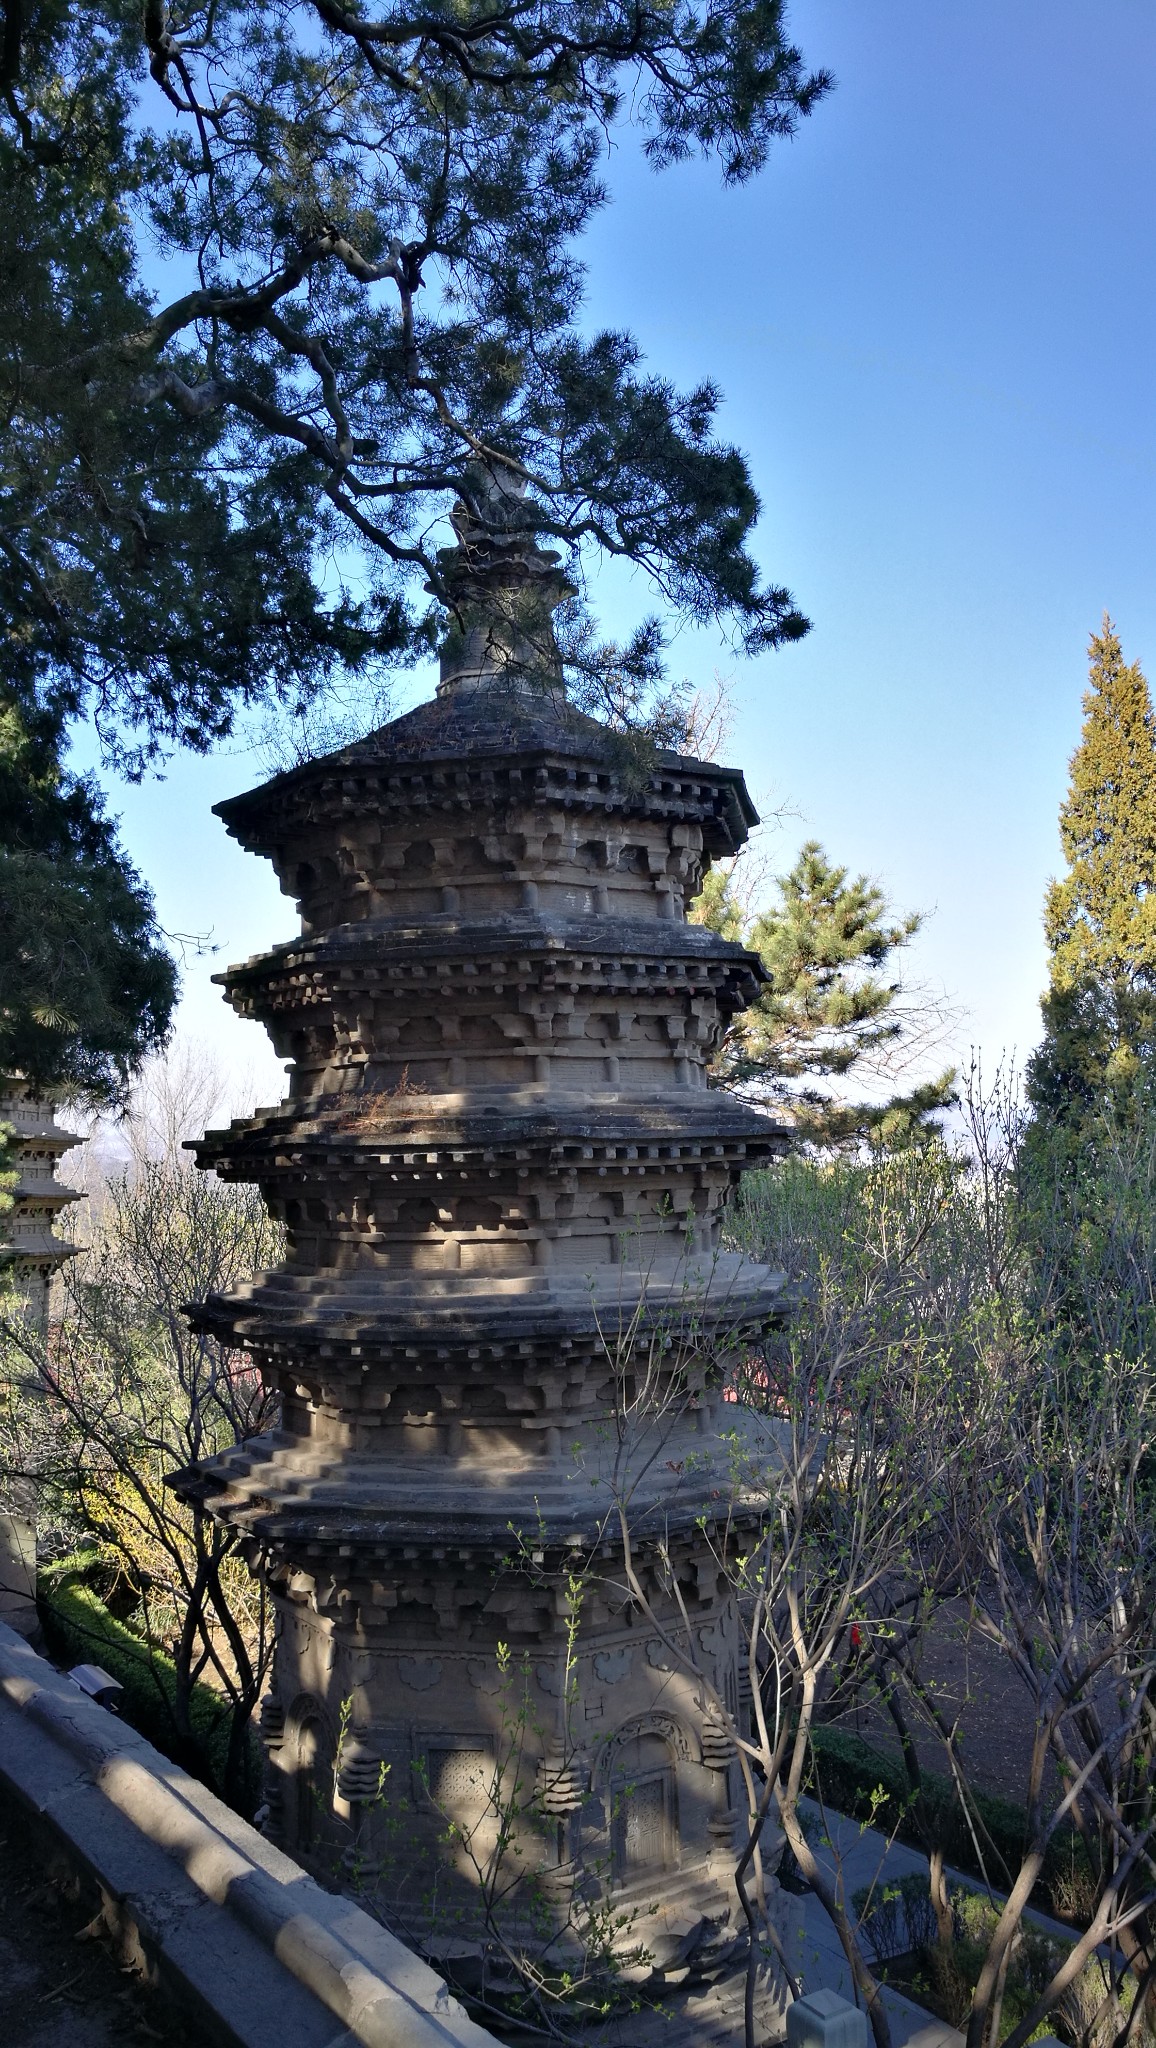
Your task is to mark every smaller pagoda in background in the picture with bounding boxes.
[0,1085,82,1329]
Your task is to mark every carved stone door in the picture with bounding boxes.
[613,1768,674,1881]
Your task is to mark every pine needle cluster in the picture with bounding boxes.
[692,840,956,1151]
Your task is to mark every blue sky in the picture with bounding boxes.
[77,2,1156,1108]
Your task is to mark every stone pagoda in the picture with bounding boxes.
[183,477,790,2014]
[0,1086,82,1330]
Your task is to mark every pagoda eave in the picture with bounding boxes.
[190,1109,790,1185]
[173,1410,778,1556]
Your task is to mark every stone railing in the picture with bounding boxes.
[0,1618,499,2048]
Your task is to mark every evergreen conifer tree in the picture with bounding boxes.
[1,0,827,771]
[1027,618,1156,1140]
[0,691,176,1104]
[692,840,956,1149]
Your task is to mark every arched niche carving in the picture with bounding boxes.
[601,1720,688,1884]
[284,1692,334,1852]
[591,1710,698,1790]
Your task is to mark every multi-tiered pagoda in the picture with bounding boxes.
[0,1086,81,1330]
[184,479,789,2015]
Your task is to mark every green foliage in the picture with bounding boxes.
[693,840,955,1149]
[38,1553,260,1809]
[1021,1076,1156,1373]
[0,0,421,773]
[852,1868,944,1964]
[0,693,175,1100]
[726,1102,1156,2047]
[0,1120,17,1227]
[730,1142,995,1361]
[854,1871,1141,2048]
[1,0,829,768]
[1,1092,282,1809]
[1044,619,1156,997]
[1028,619,1156,1148]
[813,1727,1089,1919]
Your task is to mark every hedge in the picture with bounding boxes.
[808,1724,1094,1919]
[36,1553,261,1814]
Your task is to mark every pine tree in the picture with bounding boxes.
[1,0,828,770]
[1027,619,1156,1137]
[692,841,956,1150]
[0,692,176,1104]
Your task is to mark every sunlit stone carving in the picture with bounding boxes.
[181,483,790,2009]
[0,1085,81,1330]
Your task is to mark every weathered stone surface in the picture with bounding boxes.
[787,1991,870,2048]
[0,1619,499,2048]
[178,487,791,1984]
[0,1807,210,2048]
[0,1088,82,1331]
[0,1512,37,1638]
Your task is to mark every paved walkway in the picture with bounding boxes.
[779,1795,1079,2048]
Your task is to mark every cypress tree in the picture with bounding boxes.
[1027,618,1156,1137]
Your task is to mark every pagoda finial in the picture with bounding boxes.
[433,461,574,696]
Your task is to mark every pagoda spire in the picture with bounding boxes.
[433,462,574,696]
